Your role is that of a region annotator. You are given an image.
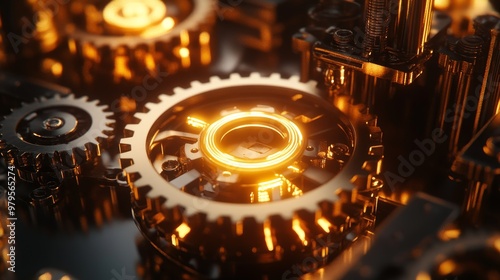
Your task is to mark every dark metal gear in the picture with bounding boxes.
[120,73,383,278]
[0,93,114,183]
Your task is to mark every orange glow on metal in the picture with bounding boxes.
[257,178,282,202]
[161,17,175,31]
[187,116,208,129]
[175,222,191,239]
[441,228,461,240]
[83,44,99,61]
[317,217,332,233]
[416,272,431,280]
[438,260,456,275]
[264,220,274,251]
[291,94,303,101]
[103,0,167,31]
[114,54,132,82]
[200,31,212,65]
[434,0,450,9]
[181,30,190,46]
[42,58,63,77]
[145,53,156,72]
[293,218,308,246]
[236,220,243,235]
[493,237,500,252]
[200,111,305,172]
[37,272,52,280]
[258,190,271,202]
[258,178,283,191]
[400,191,410,205]
[179,47,191,68]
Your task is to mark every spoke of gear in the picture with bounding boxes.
[65,0,216,84]
[120,73,384,277]
[0,93,114,183]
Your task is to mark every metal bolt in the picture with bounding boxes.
[43,117,64,130]
[162,160,181,172]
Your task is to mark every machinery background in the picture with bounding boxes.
[0,0,499,279]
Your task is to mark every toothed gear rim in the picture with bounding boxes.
[121,73,383,276]
[0,94,114,171]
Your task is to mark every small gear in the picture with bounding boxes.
[0,94,114,183]
[120,73,383,277]
[65,0,216,84]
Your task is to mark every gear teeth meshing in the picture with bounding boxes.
[0,93,115,182]
[121,73,383,276]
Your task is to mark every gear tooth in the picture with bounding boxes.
[158,94,171,102]
[78,95,89,102]
[173,87,186,95]
[190,80,202,88]
[120,158,134,169]
[123,128,135,138]
[119,143,132,153]
[104,112,114,119]
[229,73,242,80]
[249,72,261,79]
[209,76,221,83]
[71,147,89,165]
[269,73,281,80]
[133,112,148,121]
[306,80,318,88]
[144,103,155,111]
[289,75,300,82]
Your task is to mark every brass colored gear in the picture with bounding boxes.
[0,94,114,182]
[66,0,216,84]
[120,73,383,277]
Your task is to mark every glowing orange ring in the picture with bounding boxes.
[199,111,305,173]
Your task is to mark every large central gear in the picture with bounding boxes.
[120,73,383,277]
[65,0,216,84]
[0,94,114,183]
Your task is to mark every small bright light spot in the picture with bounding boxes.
[416,272,431,280]
[187,116,208,129]
[293,218,308,246]
[176,222,191,239]
[264,221,274,251]
[200,31,210,44]
[494,237,500,252]
[179,47,190,58]
[161,17,175,30]
[317,217,332,233]
[38,272,52,280]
